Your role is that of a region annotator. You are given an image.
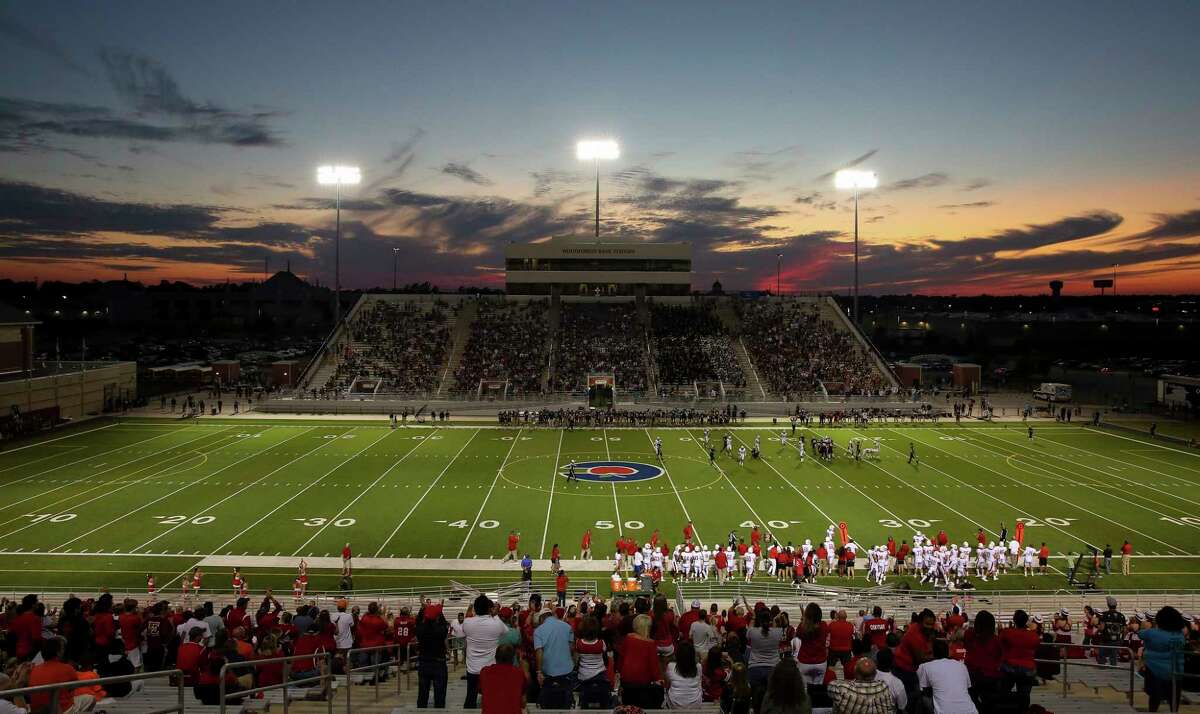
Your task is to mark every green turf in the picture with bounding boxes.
[1,418,1198,594]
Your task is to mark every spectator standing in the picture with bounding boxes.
[619,614,663,708]
[415,604,449,708]
[893,609,936,699]
[1098,596,1128,666]
[872,649,908,713]
[998,610,1040,712]
[461,595,509,708]
[1141,606,1187,712]
[794,603,829,686]
[963,610,1002,710]
[1122,540,1133,575]
[747,608,787,711]
[916,639,978,714]
[533,604,575,701]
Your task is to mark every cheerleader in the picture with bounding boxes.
[146,573,156,597]
[189,567,203,596]
[1082,605,1099,657]
[232,567,246,596]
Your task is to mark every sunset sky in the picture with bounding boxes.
[1,1,1198,294]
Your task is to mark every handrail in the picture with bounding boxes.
[219,651,334,714]
[0,668,184,714]
[1033,641,1136,709]
[343,642,406,714]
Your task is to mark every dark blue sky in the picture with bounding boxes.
[1,1,1198,293]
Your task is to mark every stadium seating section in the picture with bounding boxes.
[322,300,451,395]
[454,301,550,394]
[650,304,745,390]
[552,303,648,393]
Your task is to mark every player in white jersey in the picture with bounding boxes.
[797,438,805,462]
[993,542,1008,575]
[743,549,757,582]
[913,543,925,572]
[703,429,711,446]
[650,547,664,572]
[983,542,997,580]
[780,431,788,448]
[825,540,837,574]
[723,434,733,454]
[1008,539,1020,568]
[957,543,970,580]
[737,445,747,465]
[826,524,836,544]
[654,437,663,460]
[754,435,761,453]
[1022,545,1037,576]
[701,547,713,580]
[614,549,624,574]
[725,547,738,578]
[975,544,987,578]
[801,539,813,561]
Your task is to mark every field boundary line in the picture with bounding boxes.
[0,424,201,503]
[374,429,481,557]
[974,429,1200,516]
[292,428,439,556]
[0,427,245,541]
[539,430,564,558]
[1003,429,1200,491]
[131,426,342,553]
[903,429,1185,554]
[0,426,242,526]
[0,422,117,455]
[644,429,701,547]
[47,427,288,552]
[1088,426,1200,459]
[202,427,392,559]
[456,429,523,558]
[0,446,86,474]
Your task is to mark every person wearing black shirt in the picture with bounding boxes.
[415,604,450,708]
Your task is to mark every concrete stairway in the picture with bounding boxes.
[714,299,767,399]
[438,300,478,396]
[541,299,560,393]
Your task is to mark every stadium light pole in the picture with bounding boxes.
[834,169,879,324]
[776,252,783,301]
[392,248,400,292]
[317,165,361,327]
[576,139,619,239]
[1112,263,1119,296]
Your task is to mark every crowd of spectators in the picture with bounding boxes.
[454,302,549,395]
[322,300,452,395]
[738,302,890,398]
[3,588,1198,713]
[552,304,648,393]
[650,305,746,391]
[498,404,748,427]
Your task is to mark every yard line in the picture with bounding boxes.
[539,430,564,558]
[604,428,622,536]
[724,432,840,528]
[684,429,768,532]
[902,429,1186,554]
[47,427,285,551]
[0,447,86,474]
[733,430,865,529]
[0,426,239,522]
[0,424,196,500]
[374,429,481,557]
[1129,452,1200,476]
[1004,429,1200,489]
[644,429,702,546]
[1087,426,1200,459]
[0,421,116,456]
[132,427,337,552]
[0,429,245,541]
[973,429,1200,515]
[293,429,440,555]
[456,429,522,558]
[208,428,392,556]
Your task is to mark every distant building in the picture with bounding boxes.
[504,236,692,297]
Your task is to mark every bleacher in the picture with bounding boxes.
[453,300,551,396]
[551,303,649,394]
[649,304,746,396]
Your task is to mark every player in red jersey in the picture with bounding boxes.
[580,528,592,560]
[750,525,762,549]
[683,521,694,544]
[650,529,660,547]
[341,542,352,575]
[146,573,156,597]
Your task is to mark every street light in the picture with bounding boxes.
[776,252,783,301]
[1112,263,1119,296]
[316,165,361,326]
[834,169,879,323]
[392,247,401,292]
[576,139,619,239]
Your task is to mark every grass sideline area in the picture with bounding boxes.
[0,416,1197,594]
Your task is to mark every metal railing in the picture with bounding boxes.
[219,651,334,714]
[0,668,184,714]
[342,642,407,714]
[1034,641,1136,709]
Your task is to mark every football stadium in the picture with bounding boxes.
[3,3,1200,713]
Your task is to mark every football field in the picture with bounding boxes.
[1,417,1198,594]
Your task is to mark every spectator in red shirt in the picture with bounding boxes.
[502,531,520,562]
[794,603,829,686]
[964,610,1002,709]
[619,615,663,707]
[176,627,207,686]
[392,606,416,662]
[679,600,703,641]
[91,595,117,653]
[27,638,82,713]
[861,606,890,653]
[998,610,1041,711]
[893,609,936,699]
[827,610,854,666]
[291,622,326,681]
[1121,540,1133,575]
[9,594,42,660]
[480,643,526,714]
[118,600,144,669]
[555,570,569,608]
[353,602,390,682]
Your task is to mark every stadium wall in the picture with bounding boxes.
[0,362,136,420]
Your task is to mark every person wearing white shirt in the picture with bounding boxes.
[874,649,909,713]
[176,609,210,641]
[461,595,510,708]
[917,639,978,713]
[664,641,704,709]
[331,601,355,650]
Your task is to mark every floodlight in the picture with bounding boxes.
[834,169,878,190]
[317,165,361,185]
[576,139,620,161]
